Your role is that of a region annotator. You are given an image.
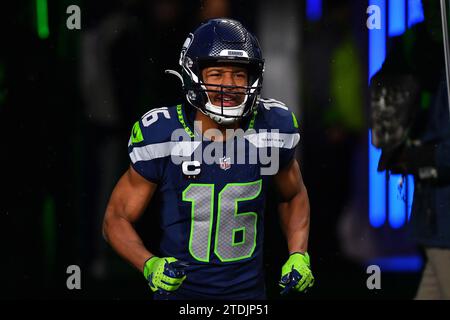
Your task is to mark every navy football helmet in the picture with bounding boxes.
[168,18,265,125]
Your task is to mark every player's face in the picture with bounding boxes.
[201,65,248,107]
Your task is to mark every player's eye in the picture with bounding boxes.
[208,72,221,78]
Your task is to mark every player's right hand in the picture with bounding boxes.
[143,256,187,293]
[279,252,314,295]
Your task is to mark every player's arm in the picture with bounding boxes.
[274,158,314,293]
[102,165,156,273]
[103,164,188,293]
[274,158,310,254]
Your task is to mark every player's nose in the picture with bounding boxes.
[221,72,236,87]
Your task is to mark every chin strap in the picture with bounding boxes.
[204,99,247,125]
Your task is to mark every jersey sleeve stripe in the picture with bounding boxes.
[244,132,300,149]
[129,141,201,163]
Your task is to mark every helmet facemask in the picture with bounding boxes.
[184,59,262,126]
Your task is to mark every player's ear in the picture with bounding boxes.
[200,68,206,82]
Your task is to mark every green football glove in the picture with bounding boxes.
[279,252,315,294]
[143,256,187,293]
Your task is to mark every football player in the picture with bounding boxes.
[103,18,314,299]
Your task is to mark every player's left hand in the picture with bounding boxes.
[279,252,314,295]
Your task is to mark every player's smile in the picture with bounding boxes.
[211,92,245,107]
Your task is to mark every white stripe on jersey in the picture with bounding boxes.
[244,132,300,149]
[129,141,201,163]
[258,98,288,110]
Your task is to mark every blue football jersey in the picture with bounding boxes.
[128,99,300,299]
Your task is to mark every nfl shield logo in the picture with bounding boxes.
[219,156,231,170]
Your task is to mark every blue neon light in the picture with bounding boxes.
[369,132,386,228]
[408,0,425,28]
[389,174,406,229]
[389,0,406,36]
[369,0,386,80]
[368,0,421,229]
[369,0,387,228]
[369,255,423,272]
[306,0,322,21]
[407,175,414,221]
[366,0,422,273]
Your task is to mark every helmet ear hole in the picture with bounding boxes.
[188,91,197,100]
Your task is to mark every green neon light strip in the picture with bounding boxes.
[36,0,50,39]
[43,195,56,269]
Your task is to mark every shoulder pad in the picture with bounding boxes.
[129,105,184,148]
[257,98,299,133]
